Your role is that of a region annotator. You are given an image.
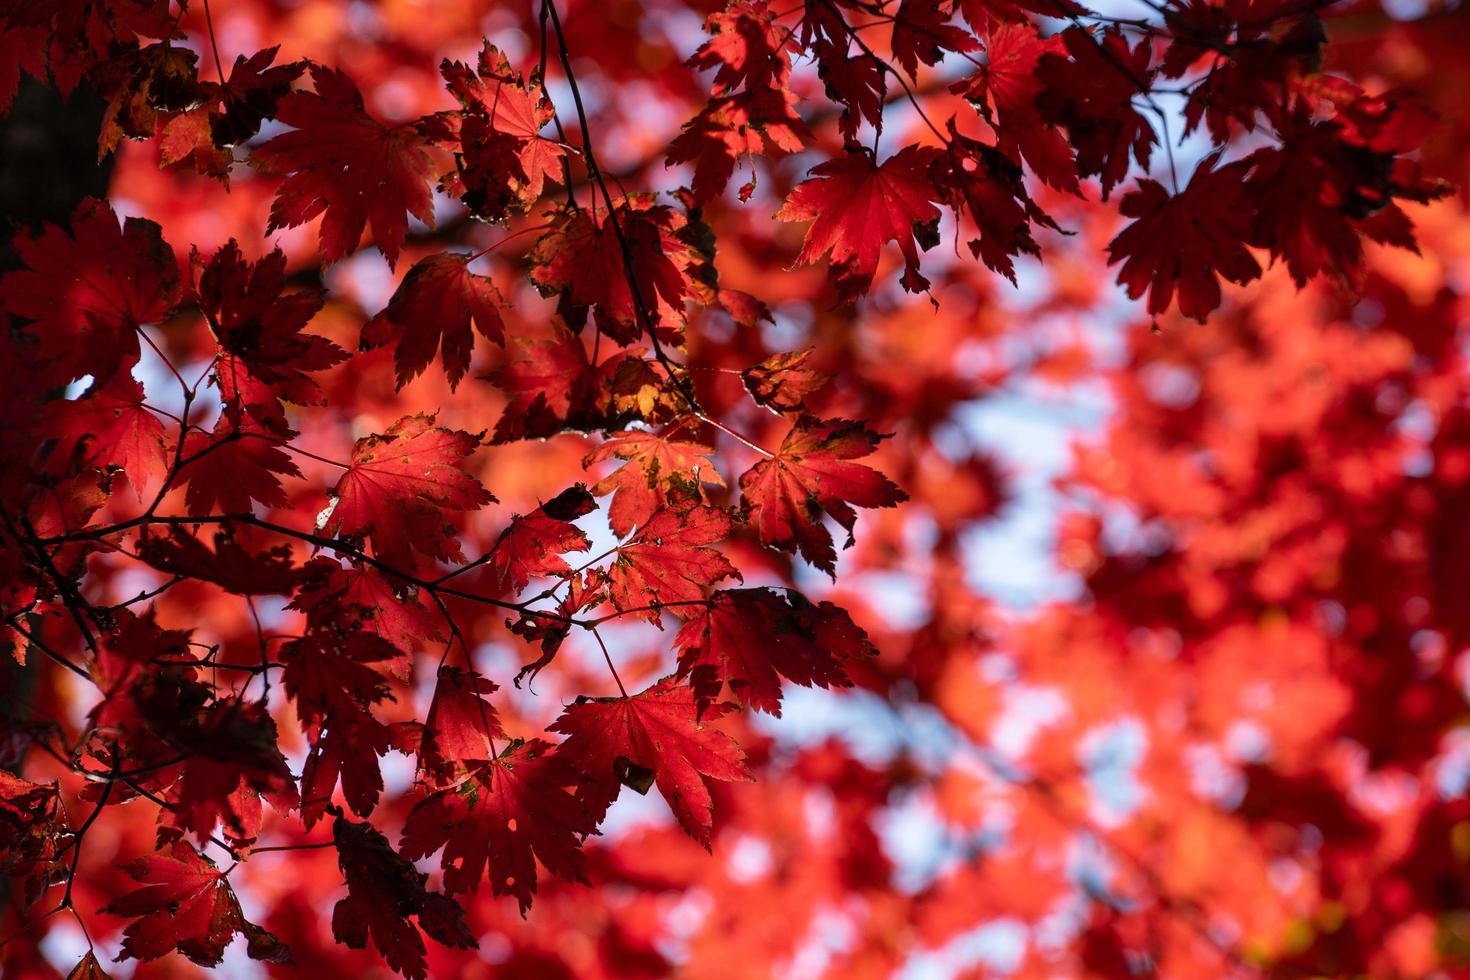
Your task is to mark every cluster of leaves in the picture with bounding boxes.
[0,2,907,975]
[0,0,1464,976]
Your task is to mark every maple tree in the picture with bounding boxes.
[1,0,1469,976]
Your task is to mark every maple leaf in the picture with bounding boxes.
[890,0,979,80]
[158,107,233,180]
[301,717,393,826]
[250,66,438,268]
[87,609,193,733]
[337,565,444,658]
[529,195,707,345]
[398,738,596,913]
[742,348,831,414]
[281,625,396,734]
[332,816,476,980]
[776,145,943,300]
[607,505,741,622]
[196,241,346,406]
[585,428,727,537]
[667,89,808,202]
[486,326,595,443]
[177,418,303,516]
[437,43,567,221]
[162,699,295,845]
[319,413,493,568]
[508,569,608,688]
[1107,152,1262,321]
[953,23,1078,192]
[486,484,595,594]
[0,770,64,906]
[673,587,874,716]
[43,373,167,495]
[208,46,305,147]
[811,38,887,142]
[208,354,292,437]
[360,251,506,391]
[101,841,289,966]
[92,41,206,156]
[1036,27,1156,200]
[282,586,407,826]
[0,198,181,381]
[688,1,792,93]
[420,665,506,780]
[548,677,753,847]
[136,523,302,594]
[926,117,1059,283]
[1167,0,1324,143]
[1240,99,1450,288]
[739,416,907,573]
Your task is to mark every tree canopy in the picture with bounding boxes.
[2,0,1469,976]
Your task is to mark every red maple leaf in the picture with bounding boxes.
[810,38,887,142]
[43,373,167,495]
[0,771,63,906]
[92,42,205,156]
[1107,152,1262,321]
[332,816,476,980]
[336,565,444,659]
[301,717,393,826]
[1036,27,1157,200]
[890,0,978,81]
[607,505,741,622]
[508,569,609,688]
[177,419,303,516]
[278,591,401,822]
[398,738,596,913]
[585,429,727,537]
[529,195,706,345]
[136,523,303,595]
[360,251,506,391]
[250,66,439,268]
[158,106,233,180]
[161,698,295,845]
[739,416,907,574]
[926,117,1059,283]
[437,43,567,221]
[101,841,289,966]
[486,326,594,443]
[688,1,792,94]
[1241,98,1450,288]
[741,348,832,414]
[420,665,506,779]
[548,677,753,847]
[319,413,493,568]
[667,89,808,202]
[776,145,943,300]
[280,622,397,734]
[208,46,306,147]
[673,587,873,716]
[952,23,1078,192]
[487,484,595,594]
[196,241,347,407]
[0,198,181,381]
[1166,0,1324,143]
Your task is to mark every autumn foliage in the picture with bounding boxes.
[1,0,1469,977]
